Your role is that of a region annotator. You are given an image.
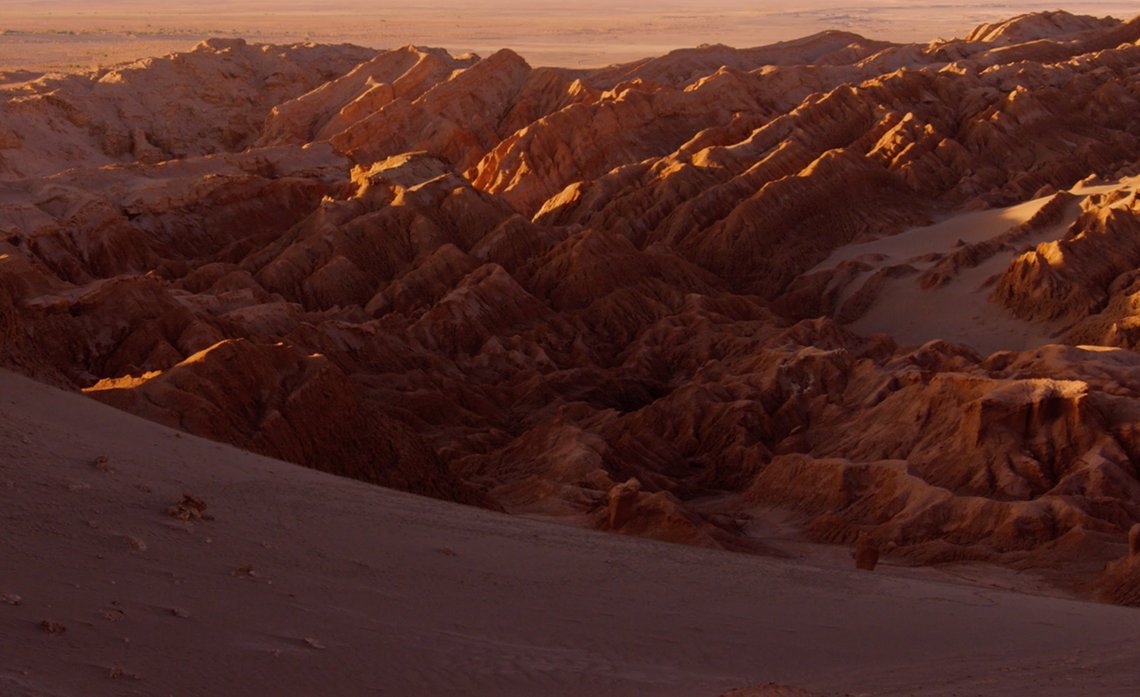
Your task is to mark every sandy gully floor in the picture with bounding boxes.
[810,176,1140,355]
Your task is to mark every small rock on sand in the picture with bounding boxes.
[125,535,148,551]
[39,620,67,635]
[167,494,212,522]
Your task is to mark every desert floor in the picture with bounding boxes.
[3,368,1140,696]
[1,0,1139,71]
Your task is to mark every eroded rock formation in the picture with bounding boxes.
[6,10,1140,600]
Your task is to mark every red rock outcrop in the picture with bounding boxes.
[855,533,880,571]
[995,189,1140,324]
[259,46,478,146]
[0,39,372,179]
[965,10,1119,45]
[84,338,488,505]
[329,48,537,171]
[1096,523,1140,605]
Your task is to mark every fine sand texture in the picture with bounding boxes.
[811,176,1140,355]
[3,367,1140,697]
[2,0,1138,71]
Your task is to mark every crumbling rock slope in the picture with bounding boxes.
[6,10,1140,600]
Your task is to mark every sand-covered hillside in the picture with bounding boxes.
[4,368,1140,696]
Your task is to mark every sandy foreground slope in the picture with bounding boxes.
[2,367,1139,697]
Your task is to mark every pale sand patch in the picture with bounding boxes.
[815,177,1140,355]
[812,196,1056,273]
[3,367,1140,696]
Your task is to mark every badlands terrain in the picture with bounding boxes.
[5,5,1140,694]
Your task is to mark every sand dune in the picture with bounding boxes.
[810,176,1140,354]
[3,367,1140,697]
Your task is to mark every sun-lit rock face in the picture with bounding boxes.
[964,10,1119,45]
[7,12,1140,600]
[83,338,491,506]
[0,40,373,179]
[995,191,1140,324]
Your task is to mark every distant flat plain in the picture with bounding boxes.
[1,1,1137,72]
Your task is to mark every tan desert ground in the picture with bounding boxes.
[5,367,1140,696]
[6,2,1140,695]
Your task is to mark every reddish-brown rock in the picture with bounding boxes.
[607,478,642,530]
[855,533,881,571]
[84,339,489,506]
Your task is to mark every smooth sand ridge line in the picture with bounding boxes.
[2,368,1140,696]
[810,196,1055,275]
[811,176,1134,274]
